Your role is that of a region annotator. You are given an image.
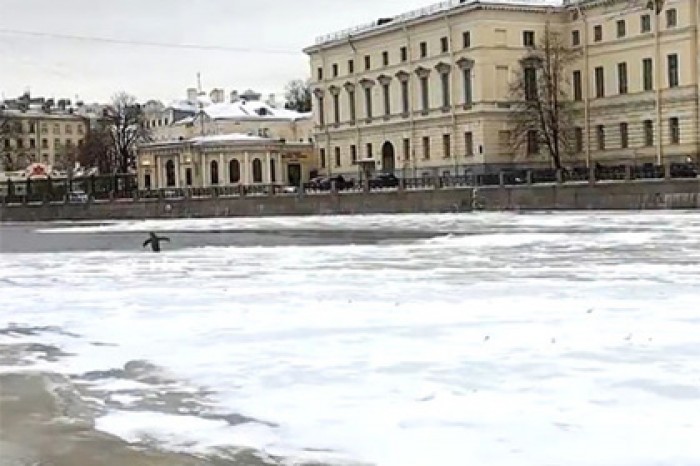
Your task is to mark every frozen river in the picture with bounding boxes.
[1,212,700,466]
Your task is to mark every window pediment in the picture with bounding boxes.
[435,62,452,74]
[456,57,475,69]
[414,66,431,78]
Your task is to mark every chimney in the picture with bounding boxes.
[230,90,239,103]
[267,93,277,107]
[187,88,198,102]
[210,88,224,104]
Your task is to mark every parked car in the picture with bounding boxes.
[306,175,354,191]
[369,173,400,189]
[670,162,697,178]
[67,190,88,204]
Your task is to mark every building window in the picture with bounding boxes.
[364,87,373,119]
[616,20,626,38]
[16,139,23,149]
[29,138,35,149]
[527,130,539,154]
[596,125,605,150]
[364,55,371,70]
[332,63,338,77]
[643,58,653,91]
[617,62,628,94]
[595,66,605,98]
[641,14,651,33]
[335,147,341,167]
[464,131,474,156]
[574,127,583,153]
[333,94,340,124]
[41,138,48,149]
[441,72,450,108]
[383,83,391,116]
[401,80,410,114]
[348,59,354,74]
[65,124,72,134]
[317,95,325,126]
[420,76,430,111]
[523,30,535,47]
[669,117,680,144]
[229,159,240,183]
[270,159,276,183]
[348,89,356,123]
[403,138,410,161]
[668,53,679,88]
[572,30,580,46]
[166,160,176,187]
[382,51,389,66]
[185,168,192,186]
[210,160,219,185]
[419,41,427,58]
[524,67,538,101]
[573,70,582,101]
[594,25,602,42]
[54,138,60,148]
[252,158,263,183]
[366,143,373,158]
[422,136,430,159]
[53,123,60,134]
[144,174,152,189]
[317,67,323,81]
[400,46,408,62]
[350,145,357,164]
[462,67,473,106]
[463,31,471,48]
[320,148,326,168]
[28,122,36,133]
[620,122,629,148]
[40,122,48,132]
[440,36,449,53]
[666,8,677,28]
[643,120,654,146]
[443,134,451,158]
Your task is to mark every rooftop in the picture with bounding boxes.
[312,0,564,47]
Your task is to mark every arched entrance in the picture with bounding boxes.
[381,141,395,174]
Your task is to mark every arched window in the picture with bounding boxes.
[210,160,219,185]
[229,159,241,183]
[252,158,263,183]
[165,160,176,187]
[270,159,276,183]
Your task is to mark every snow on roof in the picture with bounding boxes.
[165,99,309,123]
[190,133,272,144]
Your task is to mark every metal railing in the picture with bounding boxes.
[1,163,697,206]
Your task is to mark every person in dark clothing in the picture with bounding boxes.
[142,232,170,252]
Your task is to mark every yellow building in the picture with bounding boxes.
[304,0,700,176]
[137,134,315,190]
[0,107,89,171]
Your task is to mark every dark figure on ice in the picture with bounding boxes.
[142,232,170,252]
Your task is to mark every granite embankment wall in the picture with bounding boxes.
[2,179,700,222]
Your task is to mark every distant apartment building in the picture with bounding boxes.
[304,0,700,177]
[143,88,314,144]
[0,94,90,171]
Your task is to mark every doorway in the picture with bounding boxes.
[381,141,395,173]
[287,163,302,187]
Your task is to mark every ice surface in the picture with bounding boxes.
[3,212,700,466]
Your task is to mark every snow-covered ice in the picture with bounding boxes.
[2,212,700,466]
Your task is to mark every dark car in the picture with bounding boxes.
[306,175,354,191]
[369,173,400,189]
[670,163,697,178]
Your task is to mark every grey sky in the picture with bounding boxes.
[0,0,433,104]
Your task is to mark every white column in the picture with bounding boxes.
[243,151,250,185]
[175,155,181,188]
[219,152,225,185]
[155,156,162,189]
[265,151,271,183]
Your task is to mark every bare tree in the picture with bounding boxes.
[77,125,115,174]
[284,79,312,113]
[103,92,149,173]
[509,25,580,170]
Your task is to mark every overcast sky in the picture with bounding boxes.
[0,0,435,104]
